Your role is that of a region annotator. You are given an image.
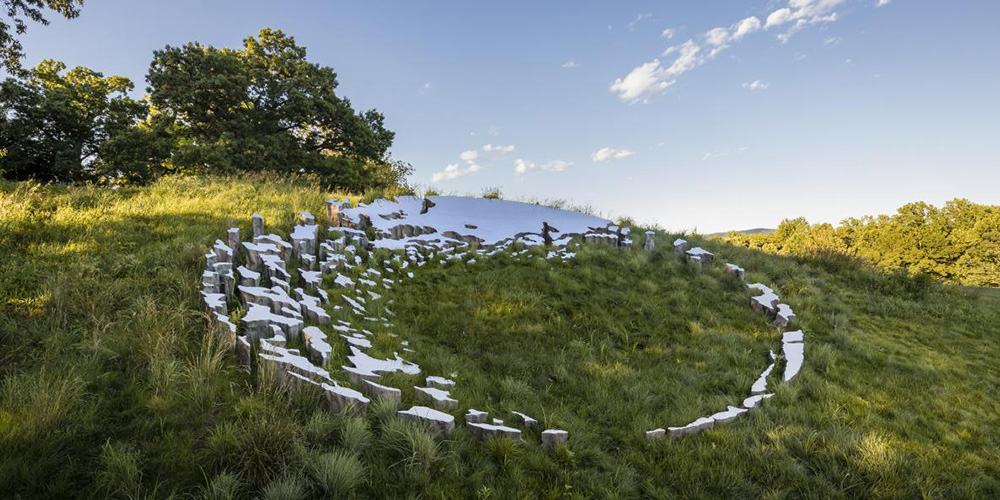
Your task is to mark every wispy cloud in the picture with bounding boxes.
[611,0,887,103]
[742,79,769,91]
[629,12,652,31]
[483,144,515,153]
[431,150,483,182]
[514,159,573,176]
[431,163,481,182]
[703,146,748,162]
[561,60,579,69]
[592,148,636,162]
[661,28,677,39]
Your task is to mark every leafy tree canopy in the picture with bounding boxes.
[0,59,146,182]
[145,28,410,191]
[720,199,1000,287]
[1,0,81,74]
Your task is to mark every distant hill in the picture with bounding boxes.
[705,227,776,238]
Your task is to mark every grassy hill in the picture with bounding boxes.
[1,176,999,499]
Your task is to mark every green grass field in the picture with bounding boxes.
[2,176,999,499]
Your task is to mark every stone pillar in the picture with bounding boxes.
[325,200,340,227]
[420,197,436,215]
[541,429,569,450]
[227,227,240,254]
[252,214,264,238]
[644,230,655,251]
[673,238,688,255]
[296,211,315,224]
[619,227,631,249]
[358,213,372,232]
[542,222,558,246]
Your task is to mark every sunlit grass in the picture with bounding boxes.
[0,174,998,498]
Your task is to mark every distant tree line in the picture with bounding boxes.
[0,27,411,191]
[719,199,1000,287]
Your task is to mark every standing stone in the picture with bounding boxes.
[296,211,315,224]
[673,238,688,255]
[252,214,264,238]
[326,199,341,227]
[227,227,240,255]
[542,222,558,246]
[644,230,656,251]
[541,429,569,450]
[617,227,632,250]
[725,263,745,281]
[420,197,436,214]
[357,213,372,231]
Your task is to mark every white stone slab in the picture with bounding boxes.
[465,409,489,424]
[398,406,455,436]
[511,411,537,427]
[302,326,333,365]
[467,422,522,441]
[742,393,774,409]
[414,386,458,410]
[541,429,569,449]
[782,341,805,382]
[425,376,455,389]
[360,379,402,403]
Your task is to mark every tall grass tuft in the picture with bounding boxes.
[258,474,307,500]
[308,449,367,497]
[381,419,442,475]
[200,472,241,500]
[340,415,373,455]
[96,440,142,497]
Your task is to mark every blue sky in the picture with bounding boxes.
[17,0,1000,232]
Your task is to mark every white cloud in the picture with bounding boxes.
[877,0,892,6]
[431,163,482,182]
[732,16,762,41]
[742,80,769,91]
[514,159,573,176]
[705,17,760,49]
[705,27,731,47]
[611,38,709,102]
[703,146,748,162]
[431,150,484,182]
[663,40,703,74]
[609,59,674,102]
[543,160,573,171]
[422,82,432,91]
[591,147,636,162]
[483,144,515,153]
[561,60,579,69]
[768,0,847,42]
[824,36,843,46]
[661,28,677,39]
[612,0,872,103]
[629,12,652,31]
[765,8,793,28]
